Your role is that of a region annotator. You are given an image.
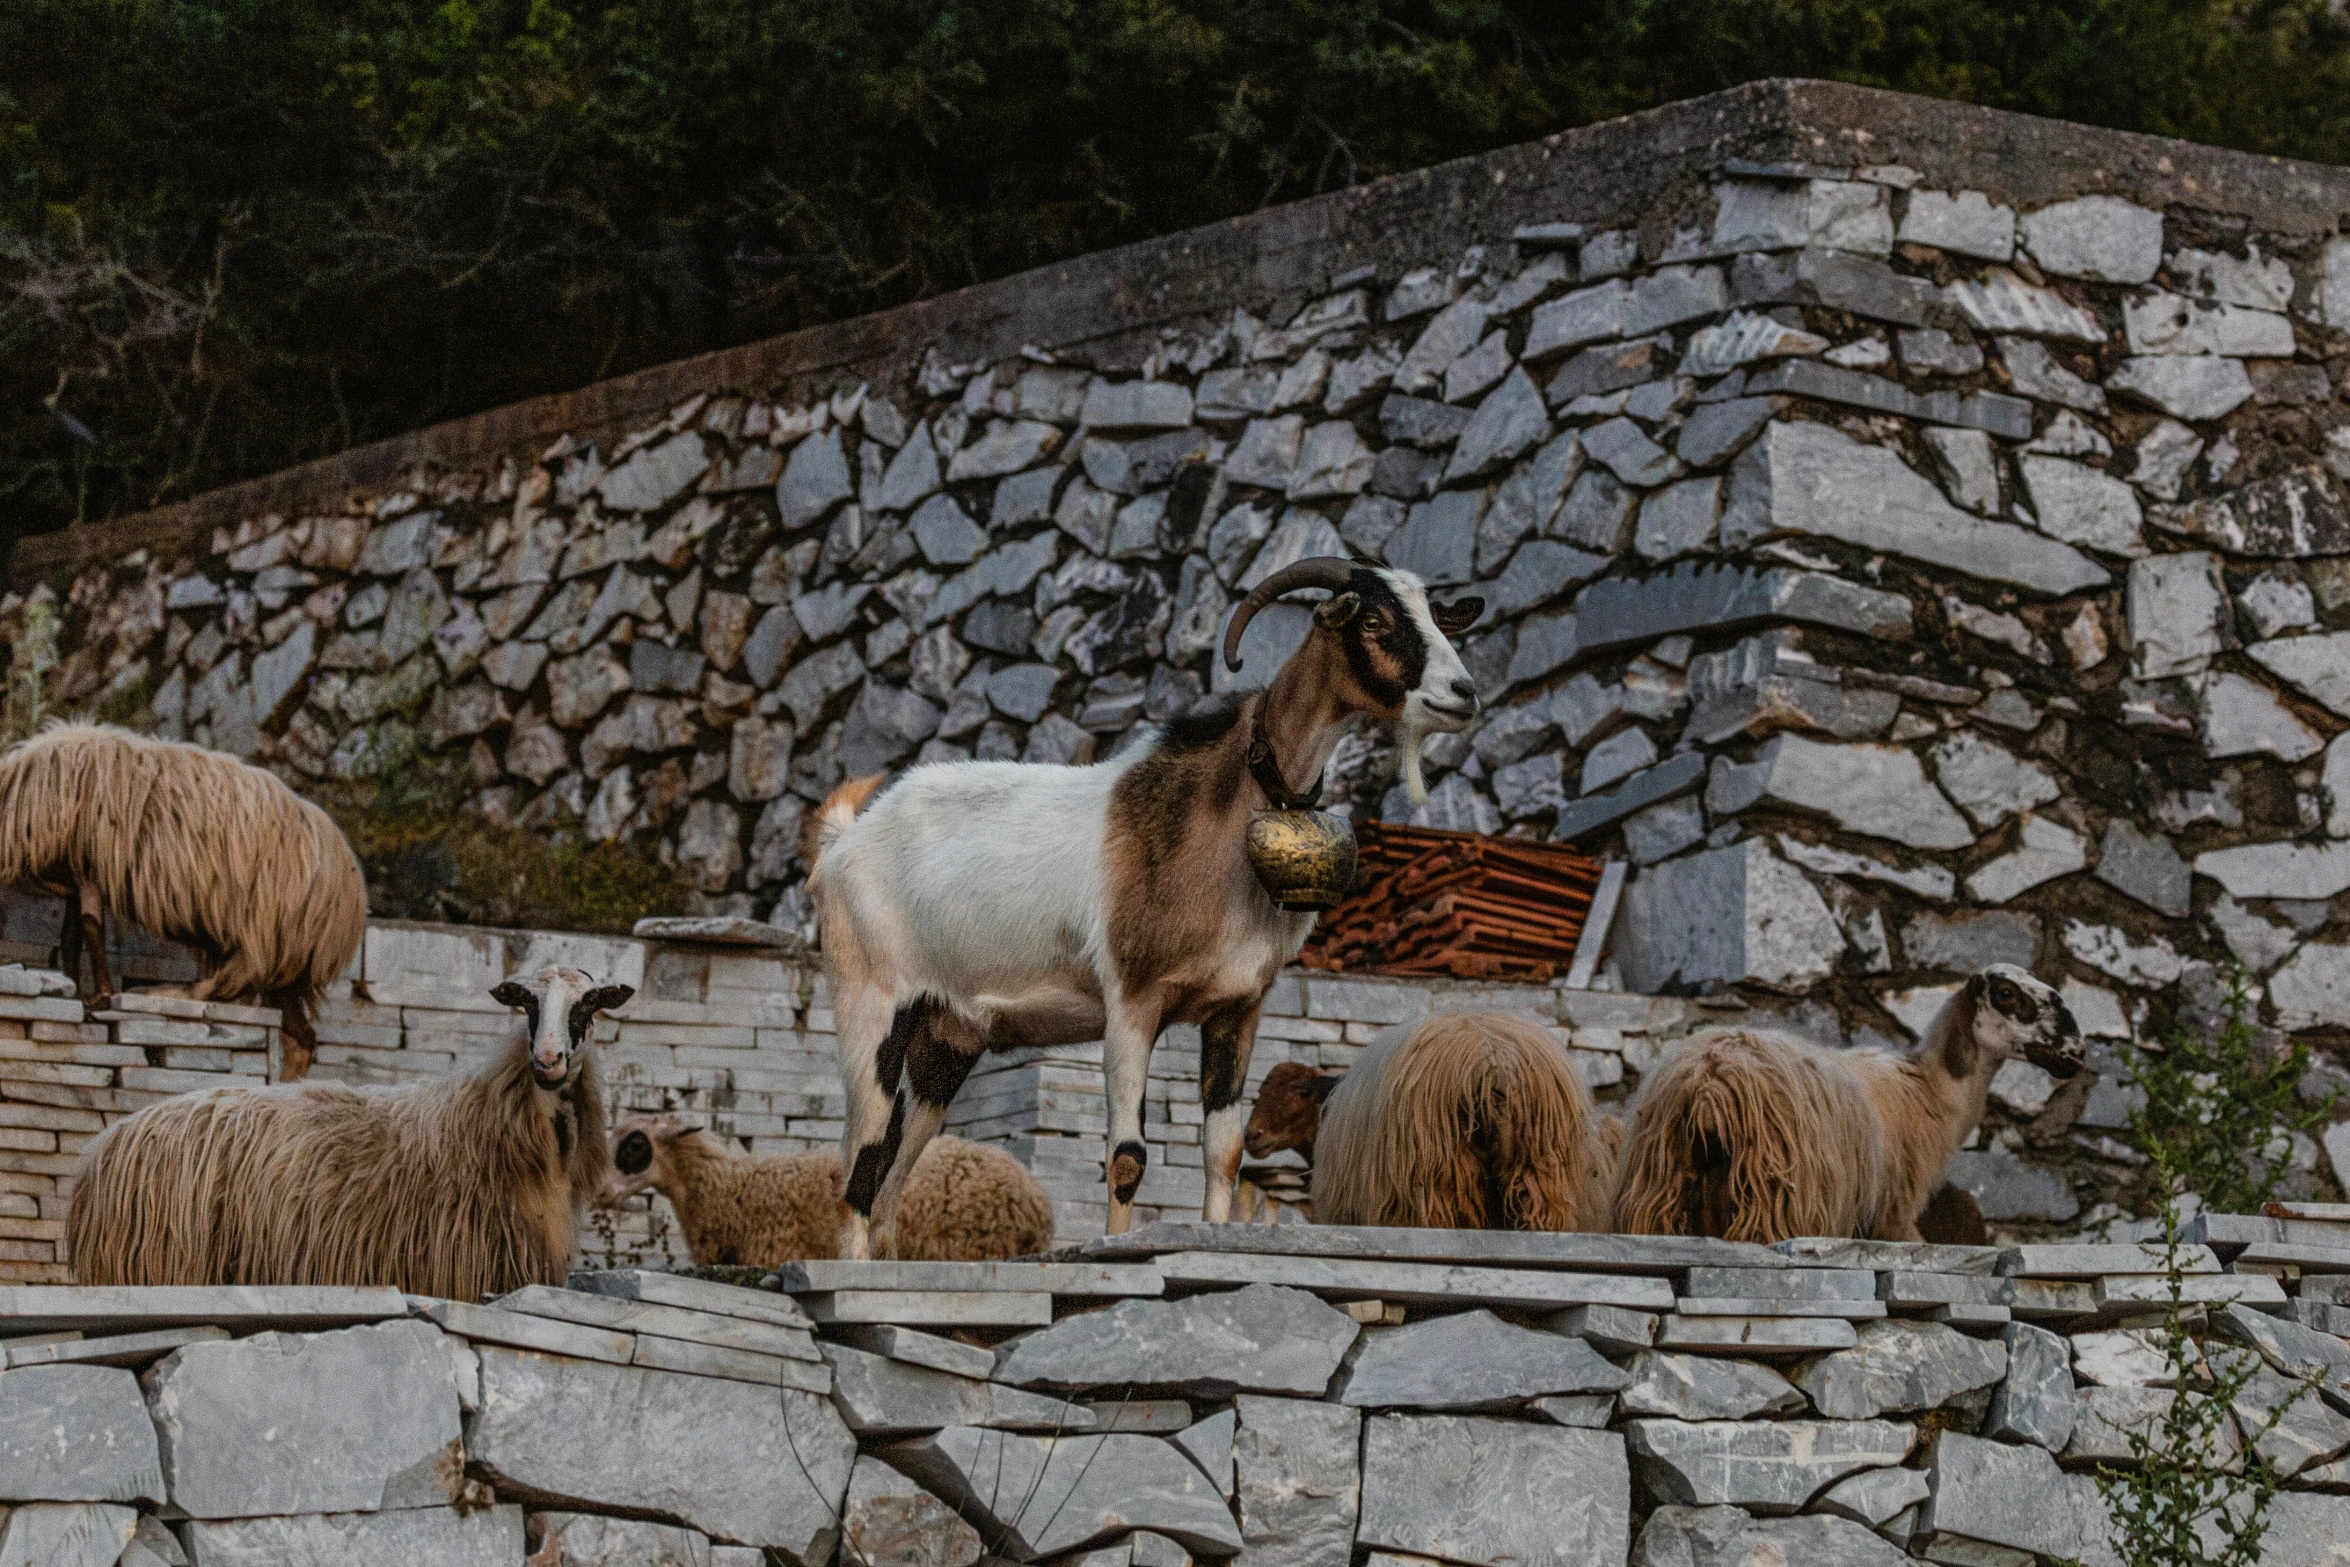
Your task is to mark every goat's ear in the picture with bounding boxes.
[1297,1071,1342,1106]
[613,1129,653,1175]
[1942,974,1986,1080]
[1313,591,1362,631]
[490,980,533,1011]
[1429,596,1484,636]
[584,984,635,1016]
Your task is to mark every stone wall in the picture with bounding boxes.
[11,1223,2350,1565]
[19,78,2350,1230]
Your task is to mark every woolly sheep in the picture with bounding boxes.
[0,723,366,1079]
[1611,965,2083,1243]
[601,1116,1055,1264]
[68,967,632,1297]
[1244,1012,1615,1230]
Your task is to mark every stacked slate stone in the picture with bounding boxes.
[19,1219,2350,1563]
[24,115,2350,1233]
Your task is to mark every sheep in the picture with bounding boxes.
[1610,965,2084,1244]
[66,967,632,1298]
[601,1116,1055,1264]
[808,556,1484,1254]
[0,722,366,1080]
[1240,1013,1615,1230]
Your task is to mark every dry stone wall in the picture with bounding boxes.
[21,80,2350,1233]
[13,1224,2350,1565]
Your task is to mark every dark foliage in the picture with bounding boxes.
[5,1,2348,546]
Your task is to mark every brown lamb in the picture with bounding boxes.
[603,1116,1055,1264]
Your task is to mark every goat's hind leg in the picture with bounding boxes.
[833,984,903,1261]
[1197,999,1262,1224]
[1101,992,1164,1236]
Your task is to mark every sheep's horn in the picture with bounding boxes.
[1222,557,1359,671]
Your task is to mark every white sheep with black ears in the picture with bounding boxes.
[807,557,1485,1254]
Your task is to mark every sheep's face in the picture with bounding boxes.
[1970,964,2084,1080]
[601,1113,686,1205]
[490,966,636,1089]
[1243,1062,1340,1159]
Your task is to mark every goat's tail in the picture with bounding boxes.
[1611,1029,1883,1243]
[803,772,893,879]
[1314,1012,1608,1231]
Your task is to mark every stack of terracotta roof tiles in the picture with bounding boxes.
[1297,823,1605,982]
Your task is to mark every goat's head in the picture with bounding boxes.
[1945,964,2084,1082]
[489,966,636,1090]
[1244,1061,1342,1159]
[1222,557,1483,803]
[600,1112,688,1206]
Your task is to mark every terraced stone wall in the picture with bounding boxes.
[19,79,2350,1233]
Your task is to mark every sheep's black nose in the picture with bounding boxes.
[1451,678,1478,704]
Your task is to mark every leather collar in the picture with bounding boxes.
[1245,713,1321,810]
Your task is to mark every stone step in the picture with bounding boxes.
[1082,1220,1785,1274]
[831,1322,998,1381]
[1151,1251,1674,1311]
[772,1260,1163,1297]
[1654,1315,1859,1355]
[1997,1243,2219,1278]
[631,1332,831,1395]
[2,1323,227,1370]
[0,1284,408,1335]
[492,1284,819,1363]
[566,1269,812,1330]
[798,1290,1054,1327]
[1672,1296,1886,1319]
[411,1297,636,1364]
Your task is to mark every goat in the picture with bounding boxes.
[602,1116,1055,1263]
[1610,965,2083,1243]
[808,557,1483,1253]
[1242,1014,1614,1230]
[66,967,632,1298]
[0,722,366,1079]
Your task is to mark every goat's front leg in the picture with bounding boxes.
[74,882,113,1002]
[866,1012,979,1257]
[834,985,902,1261]
[1198,999,1263,1224]
[1102,992,1163,1236]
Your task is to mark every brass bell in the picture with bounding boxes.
[1245,809,1359,912]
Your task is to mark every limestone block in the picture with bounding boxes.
[1793,1320,2006,1420]
[1722,421,2106,595]
[1818,1466,1932,1530]
[468,1346,853,1563]
[821,1343,1093,1434]
[1338,1310,1627,1410]
[1943,268,2103,342]
[1985,1322,2075,1451]
[1964,814,2088,904]
[839,1455,981,1567]
[2250,629,2350,718]
[1624,1418,1912,1512]
[529,1511,719,1567]
[0,1364,163,1503]
[1918,1430,2078,1560]
[0,1503,137,1567]
[2201,669,2322,761]
[144,1321,463,1518]
[2019,456,2143,557]
[1173,1408,1236,1499]
[599,432,710,511]
[992,1284,1356,1399]
[1357,1413,1627,1567]
[2273,943,2350,1029]
[2108,356,2254,422]
[1614,838,1844,994]
[1899,190,2016,260]
[2126,551,2232,679]
[1232,1395,1359,1567]
[1707,733,1973,849]
[180,1506,523,1567]
[881,1427,1242,1559]
[2016,196,2162,283]
[1617,1352,1805,1421]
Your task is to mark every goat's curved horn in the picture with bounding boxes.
[1222,557,1359,671]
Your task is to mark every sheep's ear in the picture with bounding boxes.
[490,981,533,1011]
[613,1129,653,1175]
[1429,596,1485,636]
[1942,974,1986,1080]
[584,984,635,1016]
